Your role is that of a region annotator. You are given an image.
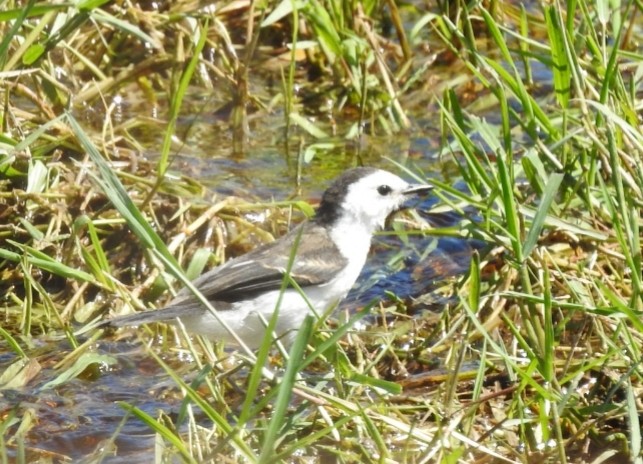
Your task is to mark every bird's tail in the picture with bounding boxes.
[100,306,197,329]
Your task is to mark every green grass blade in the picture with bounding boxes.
[544,5,571,108]
[258,315,314,462]
[301,306,371,370]
[74,215,114,289]
[0,0,36,69]
[66,112,180,267]
[7,240,98,284]
[91,8,157,45]
[495,152,523,262]
[522,173,563,258]
[541,265,554,382]
[0,327,26,358]
[467,251,480,313]
[40,353,117,390]
[156,18,209,180]
[118,402,197,464]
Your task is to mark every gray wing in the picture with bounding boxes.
[172,221,347,305]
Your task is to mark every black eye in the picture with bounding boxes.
[377,185,392,196]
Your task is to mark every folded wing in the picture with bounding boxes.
[172,222,347,306]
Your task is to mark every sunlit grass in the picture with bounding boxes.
[0,0,642,463]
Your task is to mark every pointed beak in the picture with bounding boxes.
[403,183,433,196]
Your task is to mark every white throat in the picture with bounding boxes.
[328,212,375,265]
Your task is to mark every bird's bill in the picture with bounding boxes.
[403,183,433,195]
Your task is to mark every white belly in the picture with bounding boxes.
[180,255,366,349]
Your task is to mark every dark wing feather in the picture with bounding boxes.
[172,222,347,305]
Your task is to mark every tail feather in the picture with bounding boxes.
[101,306,203,328]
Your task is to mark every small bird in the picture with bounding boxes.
[102,167,432,348]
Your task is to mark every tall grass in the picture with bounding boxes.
[0,0,642,463]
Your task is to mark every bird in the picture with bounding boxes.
[101,167,432,348]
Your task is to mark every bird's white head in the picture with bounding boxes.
[315,167,432,234]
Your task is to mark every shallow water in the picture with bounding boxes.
[1,339,193,462]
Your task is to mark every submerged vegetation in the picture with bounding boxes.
[0,0,642,462]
